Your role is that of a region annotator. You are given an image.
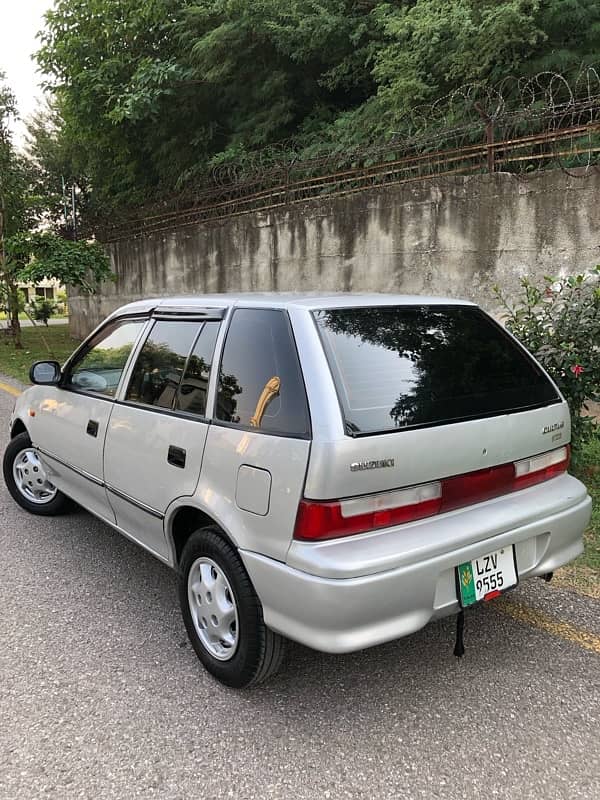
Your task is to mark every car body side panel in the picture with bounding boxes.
[103,405,211,560]
[192,424,310,561]
[13,385,117,521]
[287,307,345,441]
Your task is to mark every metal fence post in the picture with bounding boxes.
[474,102,495,173]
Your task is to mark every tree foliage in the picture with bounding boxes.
[7,232,113,293]
[34,0,600,217]
[1,71,113,346]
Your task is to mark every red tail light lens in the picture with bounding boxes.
[440,463,515,512]
[295,484,442,541]
[294,446,570,541]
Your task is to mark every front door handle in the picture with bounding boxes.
[168,445,186,468]
[86,419,99,437]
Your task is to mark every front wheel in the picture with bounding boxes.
[3,432,68,516]
[178,527,285,688]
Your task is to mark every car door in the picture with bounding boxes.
[103,312,223,560]
[32,316,148,522]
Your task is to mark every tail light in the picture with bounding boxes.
[294,445,570,541]
[513,447,571,489]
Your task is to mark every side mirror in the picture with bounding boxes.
[30,361,62,385]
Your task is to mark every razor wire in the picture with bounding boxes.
[95,68,600,243]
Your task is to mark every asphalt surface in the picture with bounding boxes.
[0,387,599,800]
[0,318,68,329]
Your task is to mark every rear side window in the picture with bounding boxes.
[216,309,310,437]
[315,305,560,435]
[174,322,220,417]
[126,321,200,409]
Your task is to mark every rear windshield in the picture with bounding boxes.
[314,305,560,435]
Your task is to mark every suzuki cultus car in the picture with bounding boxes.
[3,295,592,687]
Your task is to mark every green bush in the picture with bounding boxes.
[495,266,599,452]
[28,297,58,326]
[56,291,68,315]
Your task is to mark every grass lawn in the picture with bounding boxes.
[555,436,600,598]
[0,324,80,384]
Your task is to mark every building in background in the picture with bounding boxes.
[17,278,67,313]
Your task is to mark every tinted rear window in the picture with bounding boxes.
[314,305,559,435]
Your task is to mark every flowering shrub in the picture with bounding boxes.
[494,266,599,451]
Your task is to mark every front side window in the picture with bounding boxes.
[216,309,310,437]
[126,320,200,409]
[66,319,145,396]
[315,305,560,435]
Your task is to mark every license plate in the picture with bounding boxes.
[457,546,517,607]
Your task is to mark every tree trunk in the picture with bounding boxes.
[7,280,21,348]
[0,196,22,348]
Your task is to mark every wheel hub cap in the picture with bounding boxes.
[13,448,58,505]
[187,557,239,661]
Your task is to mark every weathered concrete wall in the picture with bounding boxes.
[70,168,600,339]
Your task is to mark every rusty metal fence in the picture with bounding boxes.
[97,70,600,243]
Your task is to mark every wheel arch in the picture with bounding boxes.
[10,418,28,439]
[167,503,238,570]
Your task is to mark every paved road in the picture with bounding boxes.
[0,318,69,329]
[0,386,599,800]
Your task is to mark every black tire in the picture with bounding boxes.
[3,431,68,516]
[178,527,286,688]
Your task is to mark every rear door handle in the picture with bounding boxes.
[168,445,186,468]
[86,419,99,437]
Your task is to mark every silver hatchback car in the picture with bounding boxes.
[3,294,592,687]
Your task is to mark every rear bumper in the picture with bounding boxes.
[240,476,592,653]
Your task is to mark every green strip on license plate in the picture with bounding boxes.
[458,561,477,606]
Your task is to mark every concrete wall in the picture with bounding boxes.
[70,168,600,339]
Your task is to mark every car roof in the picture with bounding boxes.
[108,292,477,319]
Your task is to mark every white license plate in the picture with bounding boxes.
[457,546,517,607]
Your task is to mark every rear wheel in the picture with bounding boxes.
[178,527,285,688]
[3,432,68,515]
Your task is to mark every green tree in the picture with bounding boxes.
[36,0,379,208]
[0,72,113,347]
[7,231,113,295]
[0,74,38,346]
[25,101,91,230]
[333,0,600,143]
[34,0,600,220]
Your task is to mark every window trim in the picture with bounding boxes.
[152,306,226,322]
[212,307,312,440]
[210,416,312,441]
[60,313,152,402]
[114,398,210,425]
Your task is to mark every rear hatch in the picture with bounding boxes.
[298,304,570,539]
